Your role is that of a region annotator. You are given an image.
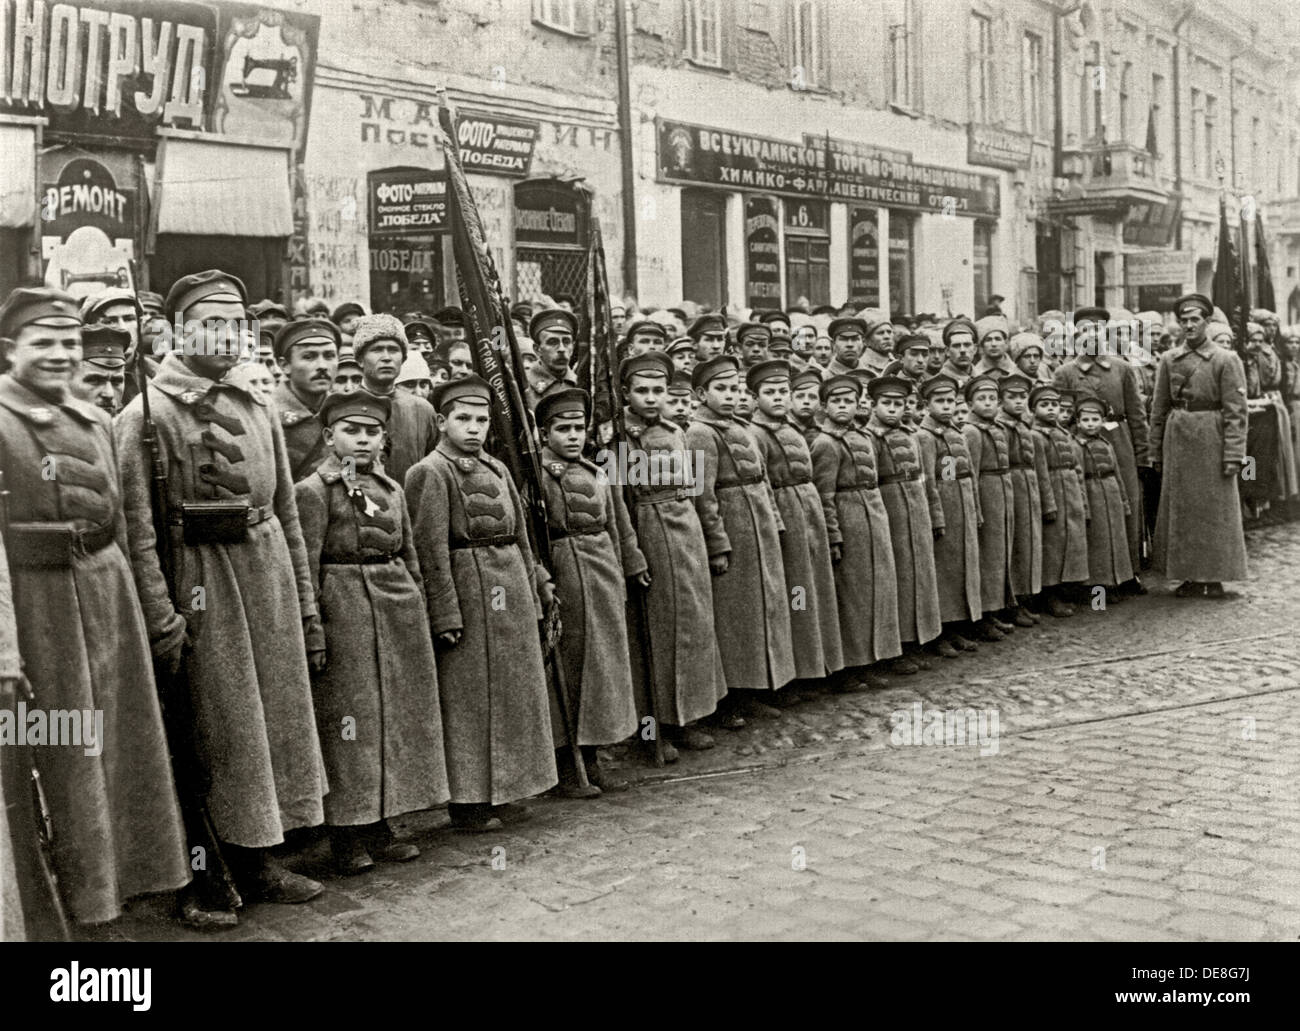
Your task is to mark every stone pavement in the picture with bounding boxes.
[108,523,1300,941]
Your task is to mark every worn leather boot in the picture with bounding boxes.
[329,827,375,877]
[582,746,629,792]
[235,850,324,904]
[368,821,420,863]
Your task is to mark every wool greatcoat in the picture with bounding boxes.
[620,409,727,726]
[810,422,902,666]
[272,381,329,481]
[1149,336,1249,582]
[749,411,844,679]
[686,408,796,692]
[1077,432,1134,587]
[116,356,327,849]
[865,415,941,645]
[1053,356,1148,571]
[915,413,982,624]
[295,456,448,825]
[404,442,557,805]
[540,446,644,748]
[962,413,1017,612]
[0,530,22,941]
[1032,418,1090,586]
[0,376,189,924]
[997,410,1053,597]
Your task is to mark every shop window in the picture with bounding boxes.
[973,221,994,314]
[367,168,447,315]
[514,178,590,309]
[153,236,285,306]
[0,229,30,300]
[682,188,727,308]
[783,199,828,308]
[531,0,596,37]
[888,214,914,317]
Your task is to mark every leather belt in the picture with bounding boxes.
[634,486,693,504]
[169,503,273,527]
[952,470,974,480]
[877,471,921,485]
[769,477,813,489]
[1086,470,1117,480]
[451,534,517,550]
[1170,399,1221,412]
[5,521,115,567]
[323,553,398,565]
[550,525,608,541]
[716,473,765,489]
[979,468,1010,477]
[836,481,877,493]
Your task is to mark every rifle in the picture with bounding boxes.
[584,219,664,765]
[436,100,593,792]
[0,472,71,941]
[127,263,240,913]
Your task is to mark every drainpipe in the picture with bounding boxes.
[1171,3,1193,249]
[614,0,637,300]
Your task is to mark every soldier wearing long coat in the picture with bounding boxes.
[1148,294,1249,589]
[996,374,1053,610]
[537,421,644,750]
[810,376,901,669]
[621,404,726,730]
[1076,398,1134,589]
[1031,387,1090,592]
[1053,307,1148,580]
[0,290,189,926]
[962,376,1017,624]
[686,357,795,695]
[748,363,844,681]
[865,377,941,651]
[295,443,449,831]
[404,379,557,811]
[0,529,22,941]
[914,377,982,627]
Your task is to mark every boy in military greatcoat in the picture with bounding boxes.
[687,355,796,720]
[914,374,982,654]
[996,372,1054,626]
[404,376,558,832]
[809,375,900,689]
[1030,385,1089,616]
[619,352,725,752]
[295,391,448,873]
[1075,396,1134,598]
[788,367,824,445]
[536,387,647,791]
[747,360,844,693]
[865,376,943,673]
[961,374,1018,641]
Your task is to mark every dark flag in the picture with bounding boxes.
[435,96,592,789]
[1255,209,1276,312]
[582,217,619,446]
[1211,192,1244,353]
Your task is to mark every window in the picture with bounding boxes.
[1149,73,1165,157]
[791,0,827,89]
[1082,42,1103,141]
[686,0,723,67]
[1190,88,1203,177]
[1022,32,1043,134]
[682,189,727,308]
[531,0,595,36]
[970,12,994,123]
[1205,94,1217,180]
[1118,63,1131,143]
[973,222,994,314]
[887,0,913,107]
[784,200,829,308]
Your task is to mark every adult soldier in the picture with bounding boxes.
[404,316,439,357]
[859,310,895,376]
[524,308,579,409]
[69,324,129,415]
[759,309,793,353]
[1148,293,1249,599]
[272,317,340,481]
[1053,306,1148,593]
[972,314,1018,379]
[249,299,289,351]
[0,287,189,931]
[116,270,328,920]
[688,312,728,363]
[937,317,979,389]
[882,333,932,394]
[825,316,868,377]
[432,306,471,347]
[352,314,438,484]
[82,287,150,406]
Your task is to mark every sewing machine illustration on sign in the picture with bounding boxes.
[229,54,298,100]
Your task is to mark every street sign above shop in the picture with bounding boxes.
[658,118,999,218]
[368,167,447,236]
[455,111,540,178]
[967,124,1035,170]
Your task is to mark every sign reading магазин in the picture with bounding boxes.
[658,118,1000,218]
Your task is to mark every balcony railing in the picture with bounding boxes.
[1060,141,1167,202]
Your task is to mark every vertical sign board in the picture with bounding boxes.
[744,194,781,310]
[848,207,880,307]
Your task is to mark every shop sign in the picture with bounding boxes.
[40,157,135,297]
[455,111,539,177]
[368,167,447,235]
[514,179,588,248]
[967,124,1035,170]
[744,195,781,310]
[659,118,999,218]
[848,207,879,305]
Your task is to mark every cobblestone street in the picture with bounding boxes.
[114,523,1300,941]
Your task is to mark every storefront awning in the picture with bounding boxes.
[153,135,293,237]
[0,121,38,228]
